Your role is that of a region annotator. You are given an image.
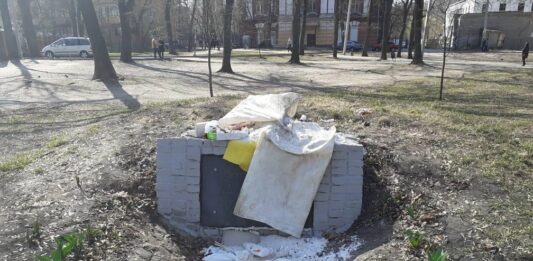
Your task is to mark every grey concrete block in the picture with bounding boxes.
[186,184,200,193]
[331,184,358,194]
[201,142,214,154]
[347,166,364,177]
[317,183,331,193]
[314,192,330,202]
[212,145,226,155]
[332,175,360,186]
[187,138,203,147]
[330,192,359,201]
[333,144,353,152]
[332,151,348,160]
[328,206,344,218]
[186,146,201,161]
[185,176,200,185]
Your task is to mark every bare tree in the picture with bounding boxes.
[18,0,39,57]
[396,0,412,57]
[69,0,79,36]
[187,0,198,52]
[332,0,340,58]
[299,0,307,55]
[219,0,235,73]
[200,0,214,96]
[165,0,177,55]
[411,0,424,64]
[407,14,414,58]
[0,0,20,59]
[118,0,134,63]
[289,0,302,63]
[265,0,273,48]
[342,0,352,55]
[78,0,118,81]
[380,0,393,60]
[362,0,374,57]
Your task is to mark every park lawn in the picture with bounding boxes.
[0,68,531,259]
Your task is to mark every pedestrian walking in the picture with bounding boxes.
[151,37,159,59]
[287,37,292,52]
[522,42,529,66]
[158,39,165,60]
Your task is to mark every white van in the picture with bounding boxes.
[41,37,93,58]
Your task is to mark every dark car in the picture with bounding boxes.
[337,41,362,51]
[372,41,399,51]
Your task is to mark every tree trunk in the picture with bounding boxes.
[407,14,414,59]
[439,21,446,100]
[69,0,79,36]
[76,2,85,36]
[362,0,374,57]
[165,0,177,55]
[0,0,20,59]
[118,0,134,63]
[411,0,423,64]
[380,0,392,60]
[397,0,411,57]
[18,0,39,57]
[299,0,307,55]
[187,0,197,52]
[332,0,339,58]
[219,0,235,73]
[78,0,118,81]
[265,0,272,48]
[202,0,213,97]
[289,0,301,63]
[343,0,353,54]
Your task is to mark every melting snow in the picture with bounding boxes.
[203,235,362,261]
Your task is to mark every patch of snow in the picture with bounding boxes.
[203,235,362,261]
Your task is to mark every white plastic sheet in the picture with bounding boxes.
[234,125,335,237]
[218,93,300,130]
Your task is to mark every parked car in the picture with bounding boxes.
[337,41,362,51]
[41,37,93,58]
[371,41,400,51]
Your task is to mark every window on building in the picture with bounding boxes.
[111,6,119,16]
[320,0,335,14]
[256,1,264,14]
[307,0,316,13]
[499,3,506,11]
[518,2,524,11]
[279,0,293,15]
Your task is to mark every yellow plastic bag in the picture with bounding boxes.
[223,140,256,172]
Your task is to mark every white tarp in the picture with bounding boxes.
[219,93,336,237]
[218,93,300,130]
[234,123,335,237]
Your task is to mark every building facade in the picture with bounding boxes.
[446,0,533,49]
[277,0,374,48]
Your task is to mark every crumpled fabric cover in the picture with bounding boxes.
[233,123,335,237]
[218,93,300,130]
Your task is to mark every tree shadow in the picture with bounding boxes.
[103,80,141,111]
[0,60,8,68]
[10,60,32,84]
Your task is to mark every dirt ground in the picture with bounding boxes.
[0,50,531,260]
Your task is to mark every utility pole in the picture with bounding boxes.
[343,0,353,55]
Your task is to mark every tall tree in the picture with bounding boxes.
[165,0,177,55]
[332,0,340,58]
[396,0,412,57]
[76,2,85,36]
[362,0,374,57]
[407,14,414,58]
[343,0,353,54]
[289,0,302,63]
[187,0,198,52]
[299,0,307,55]
[380,0,393,60]
[78,0,118,81]
[18,0,39,57]
[0,0,20,59]
[69,0,79,36]
[411,0,423,64]
[265,0,273,48]
[118,0,134,63]
[202,0,213,96]
[219,0,235,73]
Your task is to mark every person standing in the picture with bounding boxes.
[158,39,165,60]
[522,42,529,66]
[152,37,159,59]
